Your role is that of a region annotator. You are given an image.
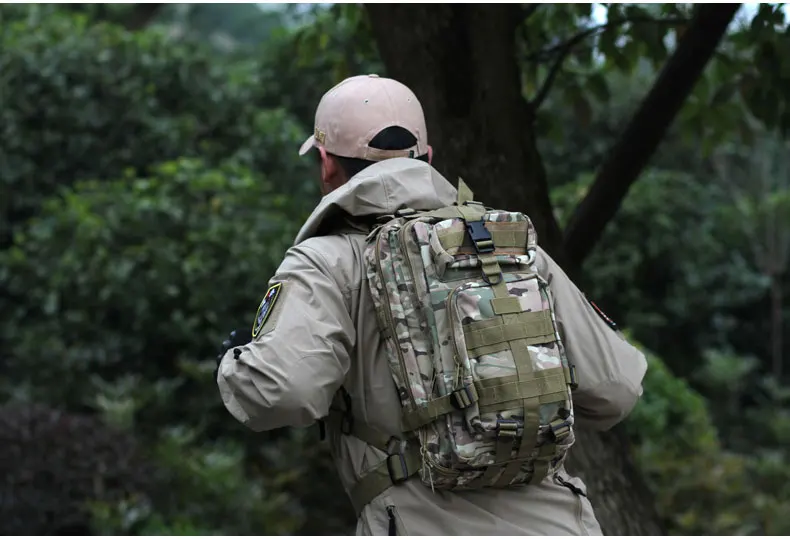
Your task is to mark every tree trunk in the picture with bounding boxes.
[366,4,565,263]
[566,424,664,535]
[367,4,665,535]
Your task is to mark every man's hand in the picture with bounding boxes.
[214,328,252,379]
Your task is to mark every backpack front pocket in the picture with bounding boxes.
[445,273,573,476]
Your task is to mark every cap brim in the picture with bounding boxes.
[298,135,316,156]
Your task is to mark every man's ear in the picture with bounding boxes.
[319,146,343,194]
[427,145,434,164]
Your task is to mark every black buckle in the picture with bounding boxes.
[569,364,578,390]
[466,220,495,254]
[386,453,410,485]
[340,413,354,436]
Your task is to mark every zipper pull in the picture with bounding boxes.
[386,506,397,536]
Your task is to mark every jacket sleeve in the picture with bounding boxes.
[217,241,354,432]
[536,247,648,432]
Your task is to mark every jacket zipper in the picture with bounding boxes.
[386,505,397,536]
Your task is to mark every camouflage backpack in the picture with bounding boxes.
[329,180,578,513]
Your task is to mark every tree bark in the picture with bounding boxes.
[367,4,664,535]
[562,3,741,271]
[366,4,565,263]
[566,424,665,535]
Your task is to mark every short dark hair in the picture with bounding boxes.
[313,126,429,179]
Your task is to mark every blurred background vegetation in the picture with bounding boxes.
[0,2,788,535]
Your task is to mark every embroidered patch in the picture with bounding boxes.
[588,298,618,332]
[252,283,282,338]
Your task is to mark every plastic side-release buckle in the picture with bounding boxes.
[450,384,479,410]
[466,219,495,253]
[549,418,572,442]
[340,413,354,436]
[395,207,417,218]
[386,453,411,485]
[496,418,519,438]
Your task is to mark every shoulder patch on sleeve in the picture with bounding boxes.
[252,283,283,339]
[588,297,618,332]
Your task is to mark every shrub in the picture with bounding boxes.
[0,403,154,535]
[0,157,353,534]
[0,7,315,243]
[628,346,790,535]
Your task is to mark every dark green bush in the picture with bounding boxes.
[551,169,769,379]
[0,403,154,535]
[1,158,298,416]
[627,346,790,535]
[0,8,314,244]
[0,157,353,534]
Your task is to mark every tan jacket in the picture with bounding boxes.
[218,158,647,535]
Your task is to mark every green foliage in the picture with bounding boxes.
[4,2,790,536]
[552,168,769,378]
[0,7,314,242]
[88,427,303,536]
[257,3,383,128]
[0,403,155,535]
[0,156,352,534]
[2,158,297,417]
[629,348,790,535]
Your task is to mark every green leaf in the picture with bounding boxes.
[586,72,611,102]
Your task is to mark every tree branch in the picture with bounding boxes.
[562,4,741,272]
[530,25,596,109]
[529,15,689,109]
[528,16,688,63]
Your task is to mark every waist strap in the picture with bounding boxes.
[324,406,421,515]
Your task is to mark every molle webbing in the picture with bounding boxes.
[472,247,545,487]
[462,311,556,351]
[436,228,529,253]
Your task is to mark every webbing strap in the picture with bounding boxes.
[457,178,474,205]
[490,296,525,315]
[325,409,392,451]
[463,311,555,350]
[473,419,516,486]
[436,229,529,251]
[478,390,568,414]
[475,372,568,406]
[479,254,503,284]
[483,276,541,487]
[349,444,422,515]
[422,204,487,222]
[401,384,479,432]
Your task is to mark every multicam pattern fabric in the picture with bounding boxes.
[364,209,576,491]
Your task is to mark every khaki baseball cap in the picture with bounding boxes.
[298,74,429,161]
